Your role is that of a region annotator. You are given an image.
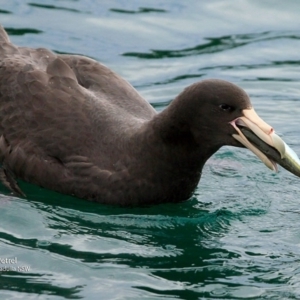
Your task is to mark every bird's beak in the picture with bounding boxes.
[230,108,300,177]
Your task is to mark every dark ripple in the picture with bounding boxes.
[202,60,300,72]
[0,9,12,14]
[123,31,300,59]
[28,3,83,13]
[110,7,167,14]
[138,59,300,91]
[0,274,82,299]
[151,100,172,109]
[4,27,43,36]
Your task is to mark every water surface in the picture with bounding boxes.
[1,0,300,299]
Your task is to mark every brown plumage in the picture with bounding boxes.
[1,25,298,206]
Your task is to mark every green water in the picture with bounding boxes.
[1,0,300,299]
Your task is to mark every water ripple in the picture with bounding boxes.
[4,27,43,36]
[0,9,12,14]
[123,31,300,59]
[110,7,167,14]
[28,3,84,13]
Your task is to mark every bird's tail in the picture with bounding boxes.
[0,25,10,43]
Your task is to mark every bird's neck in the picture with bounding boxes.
[121,108,219,205]
[145,105,220,166]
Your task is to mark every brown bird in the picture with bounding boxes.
[0,25,299,205]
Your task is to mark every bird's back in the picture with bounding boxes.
[0,25,156,154]
[0,25,156,198]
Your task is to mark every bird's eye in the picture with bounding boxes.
[219,103,234,112]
